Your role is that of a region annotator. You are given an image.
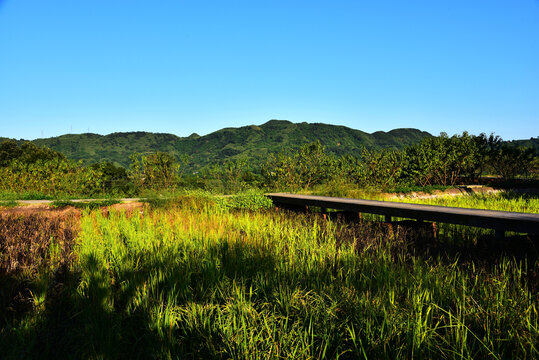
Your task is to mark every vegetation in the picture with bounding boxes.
[5,122,537,177]
[0,194,537,359]
[51,199,121,210]
[263,133,538,195]
[129,152,184,191]
[0,140,132,198]
[1,127,538,201]
[391,191,539,214]
[0,129,537,358]
[22,120,431,170]
[0,192,54,201]
[507,136,539,155]
[0,200,18,208]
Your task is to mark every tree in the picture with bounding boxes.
[206,158,254,193]
[360,147,405,188]
[0,140,21,166]
[129,152,180,191]
[0,140,65,167]
[90,161,131,195]
[263,141,337,190]
[404,132,486,186]
[489,145,536,180]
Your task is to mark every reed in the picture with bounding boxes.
[0,194,537,359]
[391,192,539,213]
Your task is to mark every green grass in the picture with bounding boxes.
[0,200,18,207]
[51,199,121,210]
[388,184,454,194]
[142,189,273,211]
[309,184,539,213]
[0,191,125,201]
[390,191,539,213]
[0,191,55,200]
[1,193,536,359]
[307,183,457,199]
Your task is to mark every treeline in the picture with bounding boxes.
[0,140,131,196]
[262,132,538,192]
[210,132,538,193]
[0,132,537,197]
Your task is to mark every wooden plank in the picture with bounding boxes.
[267,193,539,234]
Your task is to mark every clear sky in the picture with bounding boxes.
[1,0,538,140]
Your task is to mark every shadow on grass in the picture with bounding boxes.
[0,260,162,359]
[1,210,537,359]
[0,240,281,359]
[304,209,538,267]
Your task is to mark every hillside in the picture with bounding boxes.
[507,137,539,154]
[12,120,432,170]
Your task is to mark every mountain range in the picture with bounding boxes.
[5,120,429,170]
[2,120,537,173]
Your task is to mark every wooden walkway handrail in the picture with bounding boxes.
[266,193,539,236]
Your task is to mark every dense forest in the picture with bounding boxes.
[3,120,431,170]
[0,127,537,197]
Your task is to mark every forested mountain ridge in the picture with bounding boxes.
[507,137,539,155]
[3,121,537,171]
[4,120,430,170]
[21,120,430,170]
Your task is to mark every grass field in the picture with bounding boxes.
[308,186,539,214]
[1,193,537,359]
[391,192,539,214]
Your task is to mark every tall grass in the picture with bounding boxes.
[391,192,539,213]
[309,184,539,214]
[1,195,537,359]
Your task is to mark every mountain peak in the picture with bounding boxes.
[261,119,293,127]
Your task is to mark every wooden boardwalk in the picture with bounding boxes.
[267,193,539,236]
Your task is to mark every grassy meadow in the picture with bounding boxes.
[391,192,539,214]
[309,186,539,214]
[1,193,537,359]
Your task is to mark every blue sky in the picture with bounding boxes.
[1,0,538,140]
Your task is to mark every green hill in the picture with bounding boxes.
[32,132,182,167]
[506,137,539,154]
[10,120,432,171]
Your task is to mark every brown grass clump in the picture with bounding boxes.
[0,212,80,276]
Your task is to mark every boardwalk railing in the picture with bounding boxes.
[266,193,539,237]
